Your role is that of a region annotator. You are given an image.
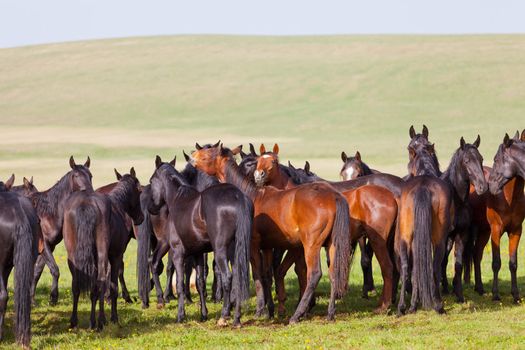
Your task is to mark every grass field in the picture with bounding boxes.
[1,35,525,349]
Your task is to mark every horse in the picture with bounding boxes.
[468,131,525,302]
[147,156,252,326]
[63,167,143,330]
[0,189,40,347]
[136,154,220,309]
[396,144,453,314]
[191,143,353,323]
[30,156,93,305]
[407,125,441,178]
[282,160,398,312]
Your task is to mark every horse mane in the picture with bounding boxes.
[108,175,135,208]
[441,146,468,184]
[31,172,72,217]
[160,163,196,199]
[411,149,441,177]
[224,158,258,200]
[180,162,219,191]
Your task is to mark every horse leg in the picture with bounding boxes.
[432,239,447,314]
[490,227,503,301]
[110,258,120,323]
[216,250,232,326]
[275,249,298,317]
[0,268,9,340]
[97,255,108,330]
[359,238,375,298]
[118,263,133,303]
[250,236,265,317]
[509,227,522,303]
[31,253,46,305]
[262,249,275,318]
[441,237,453,294]
[68,260,79,328]
[368,236,393,313]
[474,227,490,295]
[150,240,169,308]
[289,247,322,324]
[195,254,208,321]
[452,232,467,303]
[183,256,194,303]
[211,259,223,303]
[163,250,176,303]
[171,246,186,323]
[40,242,60,305]
[396,241,409,316]
[272,248,285,296]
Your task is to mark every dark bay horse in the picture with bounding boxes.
[469,132,525,301]
[0,190,39,347]
[191,144,353,323]
[9,176,38,197]
[147,156,252,326]
[63,168,143,330]
[396,148,453,314]
[30,156,93,305]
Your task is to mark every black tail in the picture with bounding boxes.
[13,212,37,347]
[412,187,436,310]
[232,197,253,303]
[137,191,152,308]
[332,195,353,299]
[74,204,97,292]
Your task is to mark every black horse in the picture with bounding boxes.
[147,156,252,326]
[0,189,39,347]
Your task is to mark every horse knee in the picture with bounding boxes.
[492,257,501,272]
[509,259,518,273]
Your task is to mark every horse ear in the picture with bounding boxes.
[213,140,221,148]
[473,135,481,148]
[240,149,248,159]
[409,125,416,138]
[503,133,513,148]
[341,151,348,163]
[114,168,123,180]
[355,151,361,162]
[169,156,176,167]
[513,130,520,141]
[273,143,279,155]
[521,129,525,142]
[195,142,203,150]
[84,156,91,168]
[249,143,257,156]
[288,161,295,169]
[428,143,435,153]
[23,176,31,189]
[155,155,162,169]
[5,174,14,190]
[422,125,429,138]
[304,161,311,174]
[69,156,76,169]
[460,137,466,150]
[183,150,190,162]
[260,144,266,154]
[231,145,242,155]
[130,167,136,178]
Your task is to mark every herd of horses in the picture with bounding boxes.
[1,126,525,347]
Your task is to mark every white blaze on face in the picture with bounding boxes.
[342,166,356,180]
[261,154,272,159]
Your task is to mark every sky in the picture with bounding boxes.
[1,0,525,48]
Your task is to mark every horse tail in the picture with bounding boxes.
[412,187,436,310]
[332,195,353,299]
[232,197,253,303]
[137,192,152,308]
[13,209,37,347]
[463,225,476,284]
[74,204,98,293]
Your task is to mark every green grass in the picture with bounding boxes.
[1,35,525,348]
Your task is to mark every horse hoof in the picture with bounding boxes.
[217,317,228,327]
[156,303,165,310]
[373,306,388,314]
[232,321,242,329]
[513,297,521,304]
[456,296,465,303]
[492,295,501,302]
[288,317,299,325]
[475,288,485,296]
[200,315,208,322]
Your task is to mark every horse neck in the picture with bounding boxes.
[32,174,71,217]
[223,159,258,201]
[503,176,525,203]
[442,155,470,203]
[269,167,294,189]
[108,181,134,214]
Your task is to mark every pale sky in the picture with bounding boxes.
[1,0,524,48]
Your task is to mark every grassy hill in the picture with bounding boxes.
[1,35,525,186]
[1,35,525,349]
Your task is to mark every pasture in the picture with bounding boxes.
[1,35,525,348]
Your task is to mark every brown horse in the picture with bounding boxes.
[396,144,453,314]
[191,143,353,323]
[30,156,93,305]
[469,131,525,301]
[256,149,397,313]
[63,167,143,330]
